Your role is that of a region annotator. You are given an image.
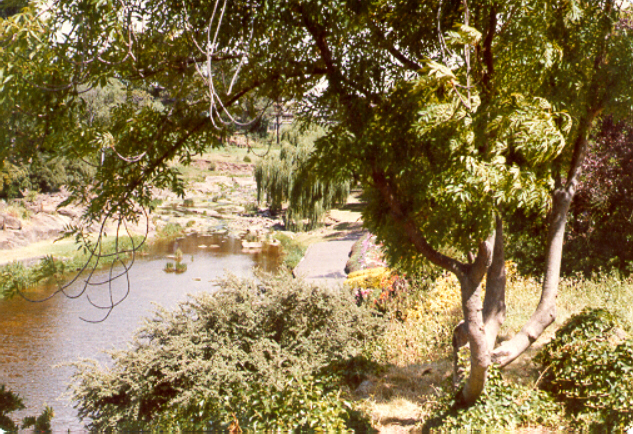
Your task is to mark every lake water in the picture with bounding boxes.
[0,234,280,432]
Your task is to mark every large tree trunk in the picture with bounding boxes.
[492,187,573,366]
[453,216,506,405]
[455,271,491,406]
[483,216,506,351]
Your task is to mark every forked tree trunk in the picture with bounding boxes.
[453,216,506,405]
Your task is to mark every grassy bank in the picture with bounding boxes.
[0,235,147,299]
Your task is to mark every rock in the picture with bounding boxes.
[41,203,58,213]
[242,241,263,249]
[58,207,81,218]
[2,215,22,230]
[216,205,246,215]
[355,380,374,398]
[232,177,256,187]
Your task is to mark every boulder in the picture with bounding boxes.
[58,207,81,218]
[2,215,22,230]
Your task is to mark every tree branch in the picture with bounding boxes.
[367,21,423,71]
[370,169,466,277]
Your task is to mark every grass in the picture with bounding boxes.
[0,235,147,299]
[274,232,308,270]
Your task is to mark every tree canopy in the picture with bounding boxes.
[2,0,633,405]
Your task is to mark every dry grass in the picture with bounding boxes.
[355,274,463,431]
[358,265,633,431]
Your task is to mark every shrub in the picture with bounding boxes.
[0,154,94,199]
[274,232,307,270]
[70,273,383,431]
[156,222,184,238]
[0,384,53,433]
[243,155,252,163]
[535,308,633,430]
[174,262,187,273]
[424,365,563,431]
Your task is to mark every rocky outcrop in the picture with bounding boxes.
[0,191,83,250]
[1,214,22,230]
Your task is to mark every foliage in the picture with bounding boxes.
[0,262,32,299]
[0,384,24,431]
[274,232,307,270]
[70,273,382,431]
[4,0,633,408]
[345,233,386,274]
[566,117,633,276]
[0,0,27,18]
[0,153,94,199]
[155,222,185,239]
[345,267,412,316]
[425,365,563,431]
[535,308,633,430]
[0,236,146,298]
[21,406,54,432]
[0,384,53,433]
[255,123,351,230]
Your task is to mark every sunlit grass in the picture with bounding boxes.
[357,265,633,431]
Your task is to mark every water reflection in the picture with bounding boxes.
[0,234,280,431]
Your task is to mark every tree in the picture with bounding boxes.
[254,123,351,230]
[2,0,633,406]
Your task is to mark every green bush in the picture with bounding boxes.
[425,365,563,431]
[70,272,382,431]
[274,232,307,270]
[156,222,184,239]
[535,308,633,430]
[0,153,94,199]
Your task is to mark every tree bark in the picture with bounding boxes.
[483,215,506,352]
[452,218,505,403]
[455,235,495,406]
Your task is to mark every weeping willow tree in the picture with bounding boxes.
[255,124,351,231]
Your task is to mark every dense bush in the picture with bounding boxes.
[425,365,563,431]
[0,153,94,199]
[506,118,633,278]
[535,308,633,430]
[70,273,382,431]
